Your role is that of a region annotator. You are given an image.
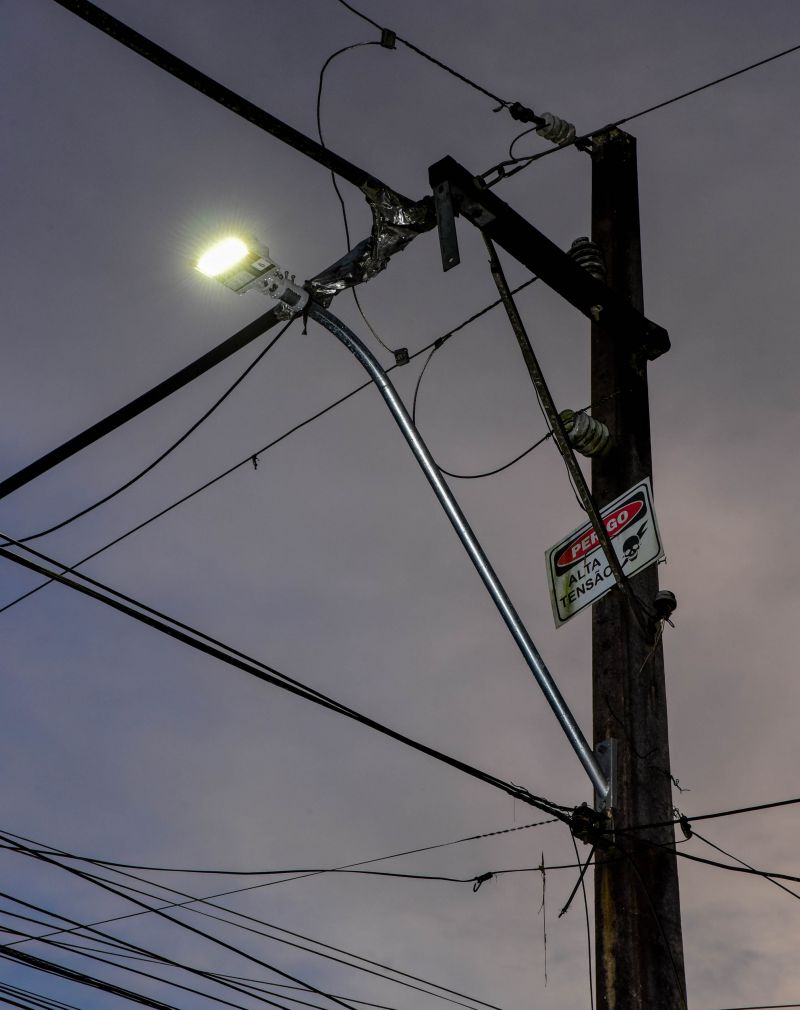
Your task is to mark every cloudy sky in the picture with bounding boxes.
[2,2,800,1009]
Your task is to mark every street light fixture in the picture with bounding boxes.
[194,235,613,808]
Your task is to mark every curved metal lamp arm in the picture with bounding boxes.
[307,301,609,803]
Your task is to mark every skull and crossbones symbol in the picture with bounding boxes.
[621,522,648,566]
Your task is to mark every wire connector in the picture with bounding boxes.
[380,28,396,49]
[507,101,544,126]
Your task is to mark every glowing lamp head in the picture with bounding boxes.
[195,234,275,293]
[196,237,250,277]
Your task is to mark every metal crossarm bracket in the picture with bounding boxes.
[428,156,670,360]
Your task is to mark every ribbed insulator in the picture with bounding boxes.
[559,408,612,458]
[569,237,606,281]
[535,111,576,146]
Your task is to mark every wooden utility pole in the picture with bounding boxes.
[590,128,688,1010]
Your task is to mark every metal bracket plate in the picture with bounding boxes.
[594,738,617,812]
[433,179,460,271]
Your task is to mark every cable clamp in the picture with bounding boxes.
[507,101,543,125]
[394,347,410,367]
[380,28,396,49]
[472,872,494,892]
[679,815,693,840]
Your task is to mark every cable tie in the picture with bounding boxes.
[472,872,494,893]
[380,28,396,49]
[251,455,259,470]
[679,815,693,840]
[393,347,410,367]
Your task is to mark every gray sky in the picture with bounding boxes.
[2,2,800,1009]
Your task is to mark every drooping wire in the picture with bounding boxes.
[0,278,539,620]
[569,833,594,1010]
[0,816,558,877]
[316,41,397,357]
[13,319,294,545]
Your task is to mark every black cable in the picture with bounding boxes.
[0,946,187,1010]
[614,795,800,834]
[483,39,800,186]
[691,829,800,903]
[0,276,537,620]
[0,844,354,1010]
[333,0,514,111]
[0,933,262,1010]
[13,319,293,544]
[569,833,594,1010]
[52,0,399,196]
[647,840,800,888]
[315,41,396,357]
[0,985,80,1010]
[0,538,571,824]
[2,816,558,876]
[0,859,498,1010]
[0,305,284,503]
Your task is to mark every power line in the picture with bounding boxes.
[481,38,800,187]
[615,795,800,834]
[0,849,355,1010]
[52,0,401,197]
[0,277,539,620]
[333,0,533,116]
[15,319,293,544]
[0,536,571,822]
[0,817,558,876]
[691,829,800,904]
[1,840,505,1010]
[0,305,284,504]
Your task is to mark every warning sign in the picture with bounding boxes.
[546,478,664,627]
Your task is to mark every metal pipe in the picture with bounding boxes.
[308,301,609,801]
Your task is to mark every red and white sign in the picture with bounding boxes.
[545,478,664,627]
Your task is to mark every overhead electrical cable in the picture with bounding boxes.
[0,305,285,503]
[14,319,293,544]
[481,39,800,186]
[2,816,558,876]
[51,0,402,197]
[691,829,800,903]
[0,277,538,619]
[0,844,501,1010]
[614,795,800,834]
[0,537,571,823]
[0,860,355,1010]
[0,923,272,1010]
[332,0,547,125]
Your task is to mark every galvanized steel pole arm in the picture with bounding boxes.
[307,301,610,803]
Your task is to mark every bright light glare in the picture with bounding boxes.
[196,237,249,277]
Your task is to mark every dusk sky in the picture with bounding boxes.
[2,3,800,1010]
